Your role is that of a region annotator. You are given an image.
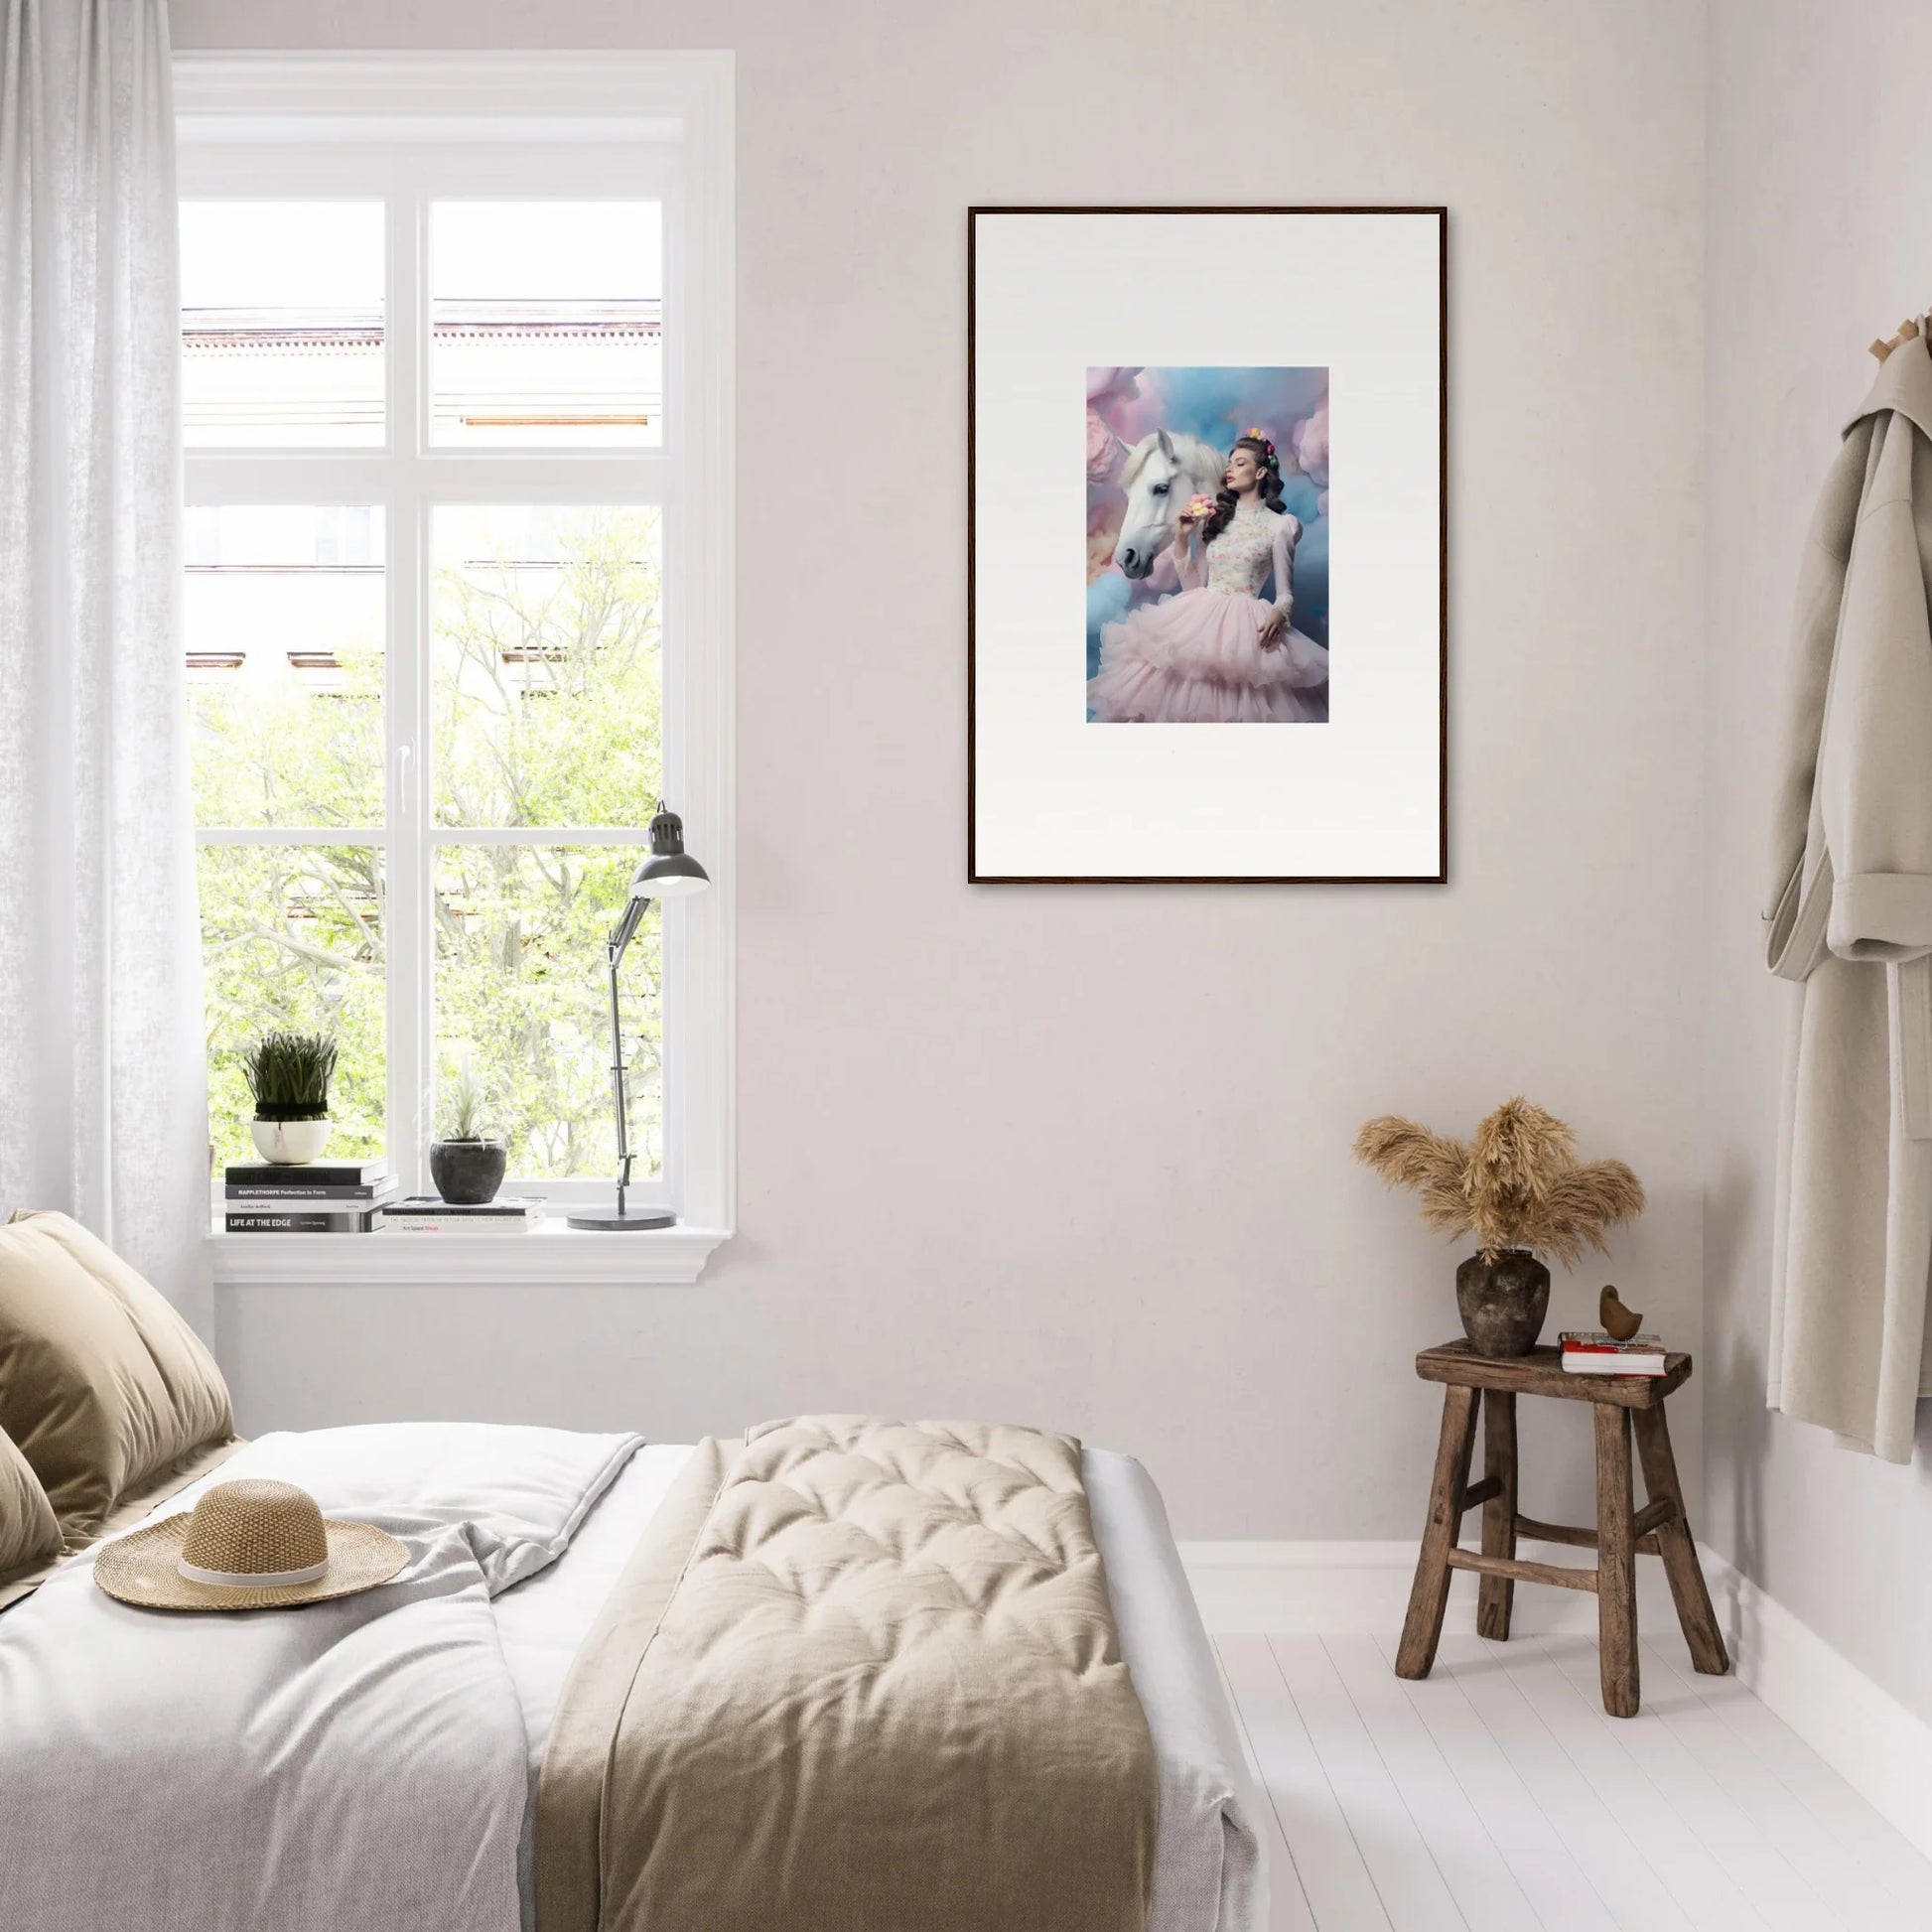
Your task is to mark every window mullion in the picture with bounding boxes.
[194,827,390,844]
[385,175,429,1198]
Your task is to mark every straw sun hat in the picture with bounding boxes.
[93,1477,409,1611]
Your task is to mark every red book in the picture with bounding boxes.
[1558,1329,1666,1375]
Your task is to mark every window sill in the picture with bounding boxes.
[208,1220,731,1287]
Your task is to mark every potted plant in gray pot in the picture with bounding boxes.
[243,1031,339,1166]
[1352,1097,1646,1357]
[429,1073,507,1206]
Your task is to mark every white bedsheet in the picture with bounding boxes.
[0,1424,641,1932]
[492,1444,1265,1932]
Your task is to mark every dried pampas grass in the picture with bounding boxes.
[1350,1116,1472,1238]
[1353,1096,1644,1265]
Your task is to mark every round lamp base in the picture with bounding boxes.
[566,1205,677,1232]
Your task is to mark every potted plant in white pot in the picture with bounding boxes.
[243,1031,339,1166]
[429,1072,507,1205]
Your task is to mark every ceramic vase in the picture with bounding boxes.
[1454,1248,1551,1357]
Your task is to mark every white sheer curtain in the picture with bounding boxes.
[0,0,210,1329]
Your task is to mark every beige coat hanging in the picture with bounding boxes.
[1765,330,1932,1462]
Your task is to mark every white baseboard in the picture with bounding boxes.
[1698,1545,1932,1863]
[1179,1538,1932,1863]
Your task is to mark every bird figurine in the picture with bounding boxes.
[1599,1285,1643,1341]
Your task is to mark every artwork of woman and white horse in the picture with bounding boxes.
[969,207,1442,881]
[1086,365,1330,723]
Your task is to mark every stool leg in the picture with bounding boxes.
[1593,1402,1640,1718]
[1397,1384,1477,1680]
[1632,1405,1729,1676]
[1476,1389,1518,1641]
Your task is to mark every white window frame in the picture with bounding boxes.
[177,54,735,1286]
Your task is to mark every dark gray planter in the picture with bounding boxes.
[428,1138,507,1206]
[1454,1249,1551,1357]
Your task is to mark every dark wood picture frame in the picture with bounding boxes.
[966,205,1449,886]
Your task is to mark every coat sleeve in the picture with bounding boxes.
[1820,418,1932,962]
[1763,431,1864,978]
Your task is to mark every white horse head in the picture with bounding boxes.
[1112,430,1226,580]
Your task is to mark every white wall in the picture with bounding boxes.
[173,0,1706,1540]
[1704,0,1932,1728]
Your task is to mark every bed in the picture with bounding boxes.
[0,1421,1264,1932]
[0,1198,1260,1932]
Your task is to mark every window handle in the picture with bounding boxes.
[396,741,411,820]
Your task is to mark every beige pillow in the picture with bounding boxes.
[0,1211,233,1537]
[0,1422,61,1583]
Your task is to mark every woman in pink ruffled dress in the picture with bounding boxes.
[1088,429,1329,723]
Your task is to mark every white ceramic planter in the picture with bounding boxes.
[250,1118,332,1165]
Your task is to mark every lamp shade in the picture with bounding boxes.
[629,802,710,900]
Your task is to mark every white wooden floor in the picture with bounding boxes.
[1214,1630,1932,1931]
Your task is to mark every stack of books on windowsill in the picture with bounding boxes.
[377,1196,547,1235]
[222,1160,397,1233]
[1559,1329,1669,1376]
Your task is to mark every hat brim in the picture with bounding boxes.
[92,1513,410,1611]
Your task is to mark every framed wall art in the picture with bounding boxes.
[968,206,1447,884]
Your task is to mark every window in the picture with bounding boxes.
[176,56,735,1278]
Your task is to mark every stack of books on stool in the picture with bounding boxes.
[223,1159,396,1233]
[378,1196,547,1235]
[1559,1329,1668,1377]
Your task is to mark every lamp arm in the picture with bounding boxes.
[606,940,632,1214]
[605,894,652,1216]
[608,893,648,960]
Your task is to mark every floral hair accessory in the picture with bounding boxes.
[1242,426,1280,466]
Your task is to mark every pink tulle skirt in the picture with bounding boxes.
[1088,588,1330,724]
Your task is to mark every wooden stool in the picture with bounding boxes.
[1394,1339,1728,1718]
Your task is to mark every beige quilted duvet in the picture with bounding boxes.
[536,1416,1158,1932]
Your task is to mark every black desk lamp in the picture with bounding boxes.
[567,802,709,1230]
